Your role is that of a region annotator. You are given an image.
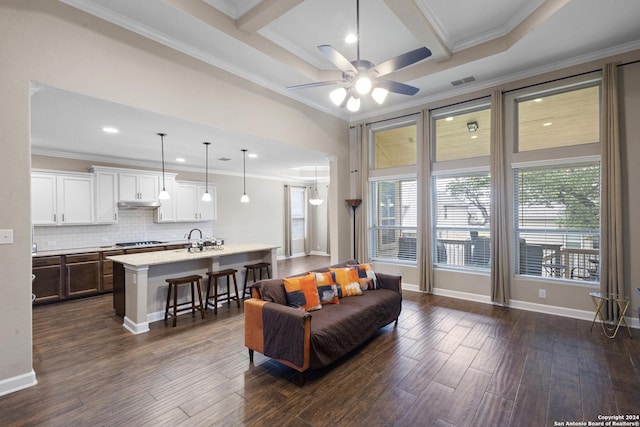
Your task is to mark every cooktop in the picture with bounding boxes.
[115,241,164,247]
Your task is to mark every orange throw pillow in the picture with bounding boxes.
[329,267,363,297]
[283,273,322,311]
[313,271,339,304]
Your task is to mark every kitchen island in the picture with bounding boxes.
[108,243,279,334]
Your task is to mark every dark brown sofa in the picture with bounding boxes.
[244,260,402,384]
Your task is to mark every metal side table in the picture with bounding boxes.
[589,292,632,339]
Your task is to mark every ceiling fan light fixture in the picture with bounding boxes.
[346,95,360,112]
[355,75,372,94]
[371,87,389,104]
[330,87,347,105]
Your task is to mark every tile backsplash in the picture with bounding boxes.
[33,210,215,251]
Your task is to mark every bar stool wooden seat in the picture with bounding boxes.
[205,269,240,314]
[242,262,271,299]
[164,275,205,327]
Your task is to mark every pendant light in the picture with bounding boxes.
[157,132,170,200]
[240,149,249,203]
[202,142,212,202]
[309,166,323,206]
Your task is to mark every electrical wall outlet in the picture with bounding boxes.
[539,288,547,299]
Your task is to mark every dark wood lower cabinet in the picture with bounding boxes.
[65,253,100,298]
[32,256,64,304]
[101,250,124,293]
[32,244,187,305]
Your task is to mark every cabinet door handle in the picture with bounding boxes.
[62,214,65,223]
[53,213,56,222]
[159,213,163,220]
[114,213,117,221]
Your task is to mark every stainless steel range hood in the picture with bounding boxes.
[117,200,161,209]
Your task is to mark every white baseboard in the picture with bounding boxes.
[123,316,150,334]
[402,283,639,330]
[0,370,37,397]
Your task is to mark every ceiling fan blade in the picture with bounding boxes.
[318,45,358,74]
[376,80,420,96]
[287,80,344,90]
[372,47,432,77]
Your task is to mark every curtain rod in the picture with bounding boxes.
[349,111,420,128]
[428,94,491,113]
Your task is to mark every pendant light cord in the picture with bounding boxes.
[204,142,210,192]
[158,133,167,191]
[242,149,247,194]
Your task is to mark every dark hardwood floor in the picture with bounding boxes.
[3,255,639,426]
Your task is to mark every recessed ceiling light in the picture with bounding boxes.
[248,153,258,158]
[534,98,543,103]
[176,157,185,163]
[445,117,454,121]
[471,135,478,139]
[345,33,357,44]
[543,122,552,127]
[102,127,119,134]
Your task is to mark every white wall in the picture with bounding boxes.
[0,0,349,396]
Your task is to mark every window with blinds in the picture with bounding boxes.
[369,178,417,262]
[432,172,491,269]
[514,163,600,281]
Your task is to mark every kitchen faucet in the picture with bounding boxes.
[185,228,203,241]
[185,228,204,252]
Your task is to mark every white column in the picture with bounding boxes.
[123,264,150,334]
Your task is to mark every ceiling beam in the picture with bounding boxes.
[167,0,332,82]
[237,0,304,33]
[383,0,451,61]
[389,0,570,82]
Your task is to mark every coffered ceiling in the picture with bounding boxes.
[60,0,640,118]
[33,0,640,178]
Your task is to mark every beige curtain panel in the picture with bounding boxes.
[490,89,510,305]
[600,62,624,319]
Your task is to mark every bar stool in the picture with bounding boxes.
[242,262,271,299]
[205,269,240,314]
[164,275,205,327]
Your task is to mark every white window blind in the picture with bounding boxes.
[368,178,417,262]
[432,172,491,269]
[514,163,600,281]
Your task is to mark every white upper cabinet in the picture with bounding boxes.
[31,173,58,225]
[175,182,199,222]
[93,170,118,224]
[155,177,176,223]
[175,182,217,222]
[197,184,217,221]
[32,171,94,226]
[119,172,159,202]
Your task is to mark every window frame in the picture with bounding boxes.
[431,100,492,271]
[368,174,418,264]
[506,75,602,285]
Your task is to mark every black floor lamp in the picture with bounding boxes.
[345,199,362,261]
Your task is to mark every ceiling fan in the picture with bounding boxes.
[287,0,432,112]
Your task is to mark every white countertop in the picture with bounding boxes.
[107,243,279,267]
